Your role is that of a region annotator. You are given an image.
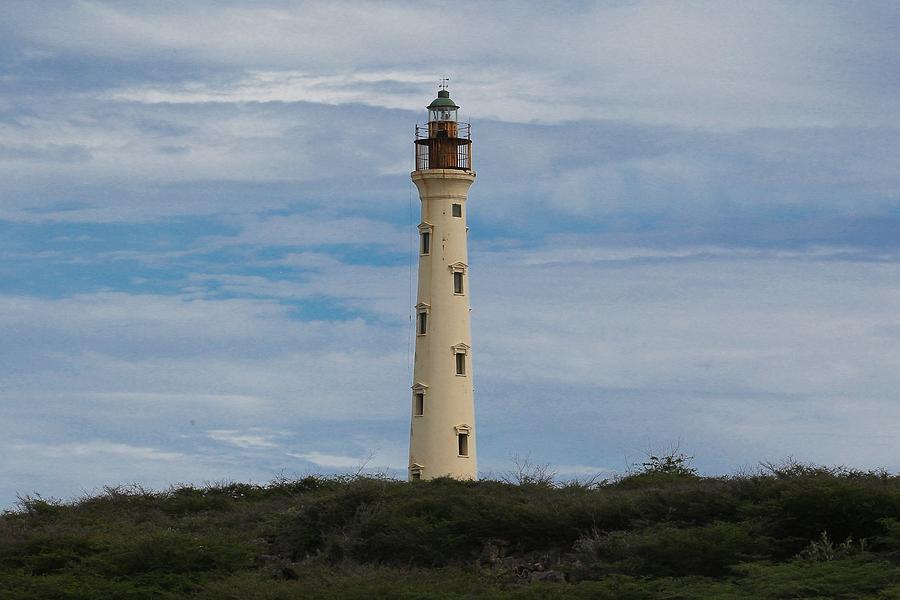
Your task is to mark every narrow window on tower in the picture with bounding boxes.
[417,311,428,335]
[455,352,466,376]
[458,433,469,457]
[414,392,424,416]
[452,203,462,217]
[420,231,430,255]
[449,263,467,295]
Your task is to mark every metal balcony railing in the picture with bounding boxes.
[414,122,472,171]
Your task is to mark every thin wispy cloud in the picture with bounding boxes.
[207,430,282,449]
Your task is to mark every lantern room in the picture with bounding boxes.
[429,90,458,123]
[414,88,472,171]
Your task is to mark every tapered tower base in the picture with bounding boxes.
[408,167,477,481]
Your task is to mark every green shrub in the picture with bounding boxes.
[0,533,104,574]
[733,554,900,599]
[104,529,254,575]
[754,472,900,554]
[162,487,234,515]
[574,521,771,577]
[4,467,900,598]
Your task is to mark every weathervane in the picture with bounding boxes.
[439,76,450,90]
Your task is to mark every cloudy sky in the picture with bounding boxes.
[2,0,899,506]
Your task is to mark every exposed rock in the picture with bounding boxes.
[530,570,566,583]
[479,539,510,565]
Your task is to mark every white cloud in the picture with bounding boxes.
[40,2,891,130]
[0,102,324,186]
[5,243,900,505]
[473,246,900,400]
[206,429,281,449]
[189,259,411,318]
[555,464,615,478]
[287,447,405,472]
[222,214,408,249]
[19,441,184,462]
[0,1,892,133]
[108,71,428,109]
[286,451,368,469]
[0,291,407,422]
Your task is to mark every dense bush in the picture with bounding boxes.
[3,464,900,598]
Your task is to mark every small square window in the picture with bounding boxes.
[420,231,430,254]
[417,311,427,335]
[452,203,462,217]
[458,433,469,456]
[455,352,466,375]
[453,272,464,294]
[414,393,424,416]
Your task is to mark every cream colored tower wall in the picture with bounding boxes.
[409,169,477,480]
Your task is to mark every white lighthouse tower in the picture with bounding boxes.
[407,86,477,481]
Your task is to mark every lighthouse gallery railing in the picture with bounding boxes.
[414,122,472,171]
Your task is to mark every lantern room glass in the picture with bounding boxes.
[429,108,457,122]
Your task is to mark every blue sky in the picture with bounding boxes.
[2,0,900,506]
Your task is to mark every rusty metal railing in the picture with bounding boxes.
[414,122,472,171]
[415,122,470,141]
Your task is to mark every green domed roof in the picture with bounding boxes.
[427,89,459,110]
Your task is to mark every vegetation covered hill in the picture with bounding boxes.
[4,459,900,599]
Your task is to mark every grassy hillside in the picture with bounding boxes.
[4,461,900,599]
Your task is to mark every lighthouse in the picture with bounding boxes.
[408,86,477,481]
